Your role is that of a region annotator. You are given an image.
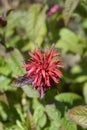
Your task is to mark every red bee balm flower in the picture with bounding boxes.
[23,45,64,98]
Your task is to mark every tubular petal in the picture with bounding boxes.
[34,49,43,60]
[27,67,36,76]
[52,68,62,77]
[29,52,39,62]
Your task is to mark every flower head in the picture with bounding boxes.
[22,45,64,98]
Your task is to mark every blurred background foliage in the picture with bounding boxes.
[0,0,87,130]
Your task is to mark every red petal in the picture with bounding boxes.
[34,49,43,60]
[53,52,60,57]
[49,60,63,67]
[42,70,45,78]
[37,74,42,86]
[47,49,55,62]
[52,68,62,78]
[50,74,58,83]
[27,67,36,76]
[33,76,38,86]
[48,71,58,83]
[36,68,40,73]
[57,65,64,68]
[46,75,50,86]
[29,52,39,62]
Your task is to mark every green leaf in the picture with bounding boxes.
[15,104,25,123]
[6,11,24,36]
[74,75,87,83]
[45,104,61,129]
[22,85,39,98]
[55,93,83,106]
[0,56,11,75]
[60,116,77,130]
[16,120,24,130]
[5,49,25,77]
[4,125,24,130]
[38,114,46,128]
[6,36,20,48]
[68,105,87,128]
[49,121,61,130]
[0,103,8,121]
[70,65,82,74]
[56,28,85,54]
[76,1,87,17]
[26,110,37,130]
[24,4,47,45]
[34,105,46,128]
[0,65,11,76]
[62,0,79,25]
[45,104,61,121]
[0,75,11,90]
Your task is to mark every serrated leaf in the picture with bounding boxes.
[62,0,79,25]
[68,105,87,128]
[5,49,25,77]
